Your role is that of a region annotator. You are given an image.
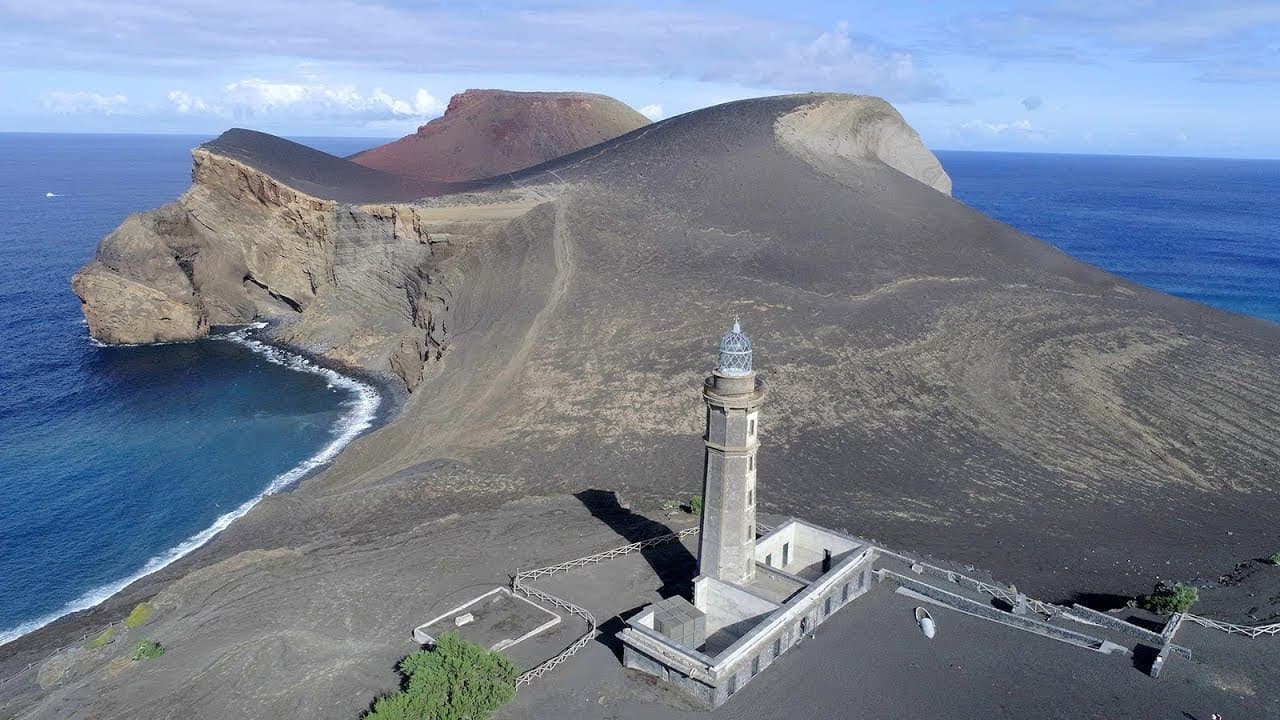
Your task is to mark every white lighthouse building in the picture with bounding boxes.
[620,320,877,707]
[696,319,767,587]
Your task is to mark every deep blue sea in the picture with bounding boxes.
[938,151,1280,324]
[0,134,385,646]
[1,140,1278,650]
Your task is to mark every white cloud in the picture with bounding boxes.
[221,79,443,119]
[959,119,1045,141]
[638,103,663,121]
[166,79,444,126]
[42,91,129,115]
[167,90,210,115]
[1,4,952,103]
[740,22,946,100]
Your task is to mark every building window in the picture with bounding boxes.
[727,673,738,695]
[782,542,790,566]
[765,553,773,567]
[772,637,782,657]
[748,454,755,471]
[824,596,834,616]
[749,418,756,436]
[751,655,761,676]
[842,582,850,602]
[747,488,753,506]
[858,568,868,590]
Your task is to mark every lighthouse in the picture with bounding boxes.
[696,319,767,586]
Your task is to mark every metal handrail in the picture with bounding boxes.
[1182,614,1280,637]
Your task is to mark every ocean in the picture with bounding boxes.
[0,134,384,646]
[938,151,1280,324]
[0,138,1277,651]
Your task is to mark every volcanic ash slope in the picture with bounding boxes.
[34,93,1280,719]
[350,88,652,181]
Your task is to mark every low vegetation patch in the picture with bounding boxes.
[686,496,703,516]
[125,602,155,628]
[84,627,115,650]
[1269,551,1280,566]
[364,633,517,720]
[1139,582,1199,614]
[131,639,165,661]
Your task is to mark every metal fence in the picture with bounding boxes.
[873,546,1065,618]
[1182,614,1280,638]
[510,526,700,688]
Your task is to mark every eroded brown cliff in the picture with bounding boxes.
[72,148,460,388]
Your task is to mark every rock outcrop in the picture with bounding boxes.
[71,140,462,388]
[774,94,952,195]
[350,89,650,181]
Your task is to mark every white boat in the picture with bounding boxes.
[915,607,936,638]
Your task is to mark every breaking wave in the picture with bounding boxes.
[0,326,379,647]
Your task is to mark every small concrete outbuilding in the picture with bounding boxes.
[620,321,877,707]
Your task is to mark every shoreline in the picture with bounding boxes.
[0,323,402,654]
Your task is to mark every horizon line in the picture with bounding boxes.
[0,130,1275,163]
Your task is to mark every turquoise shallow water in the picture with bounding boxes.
[0,134,384,646]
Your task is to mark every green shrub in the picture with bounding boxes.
[364,633,517,720]
[131,639,165,661]
[84,627,115,650]
[1269,552,1280,566]
[687,496,703,516]
[1139,582,1199,614]
[125,602,155,628]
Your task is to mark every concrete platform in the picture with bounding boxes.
[412,587,559,654]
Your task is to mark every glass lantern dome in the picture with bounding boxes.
[717,319,752,377]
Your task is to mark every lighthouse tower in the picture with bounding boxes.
[696,319,767,586]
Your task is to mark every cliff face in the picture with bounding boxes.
[72,148,457,388]
[774,94,952,195]
[350,89,650,181]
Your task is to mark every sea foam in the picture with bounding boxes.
[0,326,380,647]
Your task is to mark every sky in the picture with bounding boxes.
[2,1,1279,157]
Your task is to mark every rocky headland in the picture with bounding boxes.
[8,92,1278,719]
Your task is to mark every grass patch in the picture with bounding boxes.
[125,602,155,628]
[131,639,164,661]
[84,627,115,650]
[1139,582,1199,615]
[686,496,703,516]
[364,633,516,720]
[1269,552,1280,566]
